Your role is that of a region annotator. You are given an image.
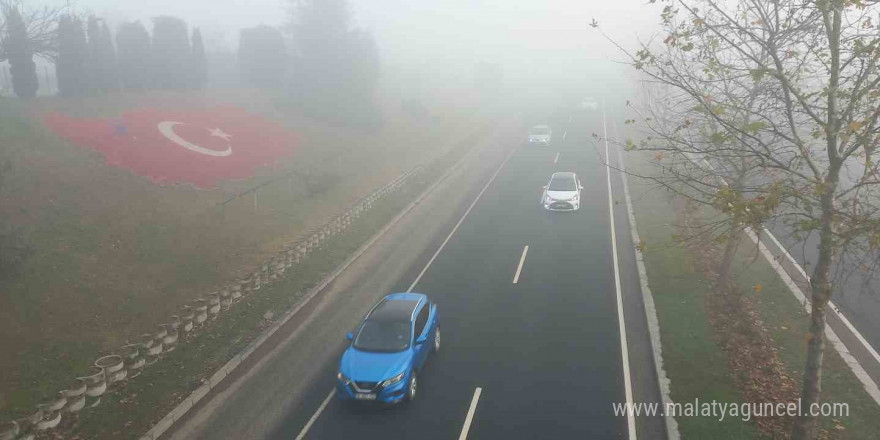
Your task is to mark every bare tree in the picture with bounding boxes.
[0,0,64,62]
[627,76,773,292]
[598,0,880,438]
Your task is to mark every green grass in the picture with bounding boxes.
[731,240,880,439]
[0,90,491,420]
[627,150,880,439]
[65,144,461,440]
[628,171,768,440]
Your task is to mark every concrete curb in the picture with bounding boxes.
[139,125,493,440]
[617,147,681,440]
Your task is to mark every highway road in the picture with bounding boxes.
[163,105,666,440]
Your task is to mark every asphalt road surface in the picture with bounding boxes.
[165,106,665,440]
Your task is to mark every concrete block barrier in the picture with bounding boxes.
[191,301,208,325]
[161,326,179,351]
[206,294,221,319]
[178,307,194,331]
[219,290,232,311]
[62,379,87,400]
[64,395,85,414]
[0,421,19,440]
[145,340,163,357]
[95,355,126,384]
[80,367,106,398]
[120,344,145,379]
[253,271,262,291]
[62,381,87,414]
[33,406,60,431]
[231,284,243,302]
[11,409,41,440]
[43,392,66,413]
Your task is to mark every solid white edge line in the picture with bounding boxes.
[614,122,681,440]
[761,231,880,368]
[512,245,529,284]
[458,387,483,440]
[554,152,560,164]
[407,144,519,292]
[293,389,336,440]
[603,100,637,440]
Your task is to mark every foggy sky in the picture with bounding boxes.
[40,0,662,98]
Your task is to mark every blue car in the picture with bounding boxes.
[337,293,439,404]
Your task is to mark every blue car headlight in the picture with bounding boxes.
[337,372,351,385]
[381,372,405,387]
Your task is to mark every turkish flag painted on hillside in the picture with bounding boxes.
[42,106,298,189]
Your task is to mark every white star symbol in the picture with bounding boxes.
[208,128,232,141]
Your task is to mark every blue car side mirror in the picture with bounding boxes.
[346,332,354,341]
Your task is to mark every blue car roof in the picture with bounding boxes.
[384,292,427,302]
[365,293,427,323]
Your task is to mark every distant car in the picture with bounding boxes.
[337,293,439,404]
[542,172,583,211]
[579,97,599,111]
[528,125,553,146]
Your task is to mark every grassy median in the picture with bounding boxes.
[625,151,880,439]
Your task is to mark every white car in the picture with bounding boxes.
[579,97,599,111]
[528,125,552,146]
[542,172,583,211]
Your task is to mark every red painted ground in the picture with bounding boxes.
[43,106,298,189]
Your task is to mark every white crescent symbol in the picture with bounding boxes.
[157,121,232,157]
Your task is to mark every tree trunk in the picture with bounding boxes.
[715,225,743,295]
[791,169,839,440]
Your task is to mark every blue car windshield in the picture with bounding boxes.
[353,320,411,352]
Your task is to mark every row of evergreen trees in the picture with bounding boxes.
[56,15,207,96]
[2,0,377,120]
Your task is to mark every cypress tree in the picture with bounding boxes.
[190,27,207,89]
[150,16,190,89]
[116,21,152,89]
[98,20,118,90]
[56,15,90,96]
[5,7,38,98]
[238,26,287,89]
[56,15,74,95]
[86,16,101,93]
